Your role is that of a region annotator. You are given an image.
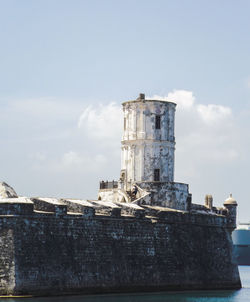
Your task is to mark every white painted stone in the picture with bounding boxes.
[0,182,18,199]
[121,97,176,186]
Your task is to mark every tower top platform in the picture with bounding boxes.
[122,93,176,106]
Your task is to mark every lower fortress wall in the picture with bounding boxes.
[0,212,241,296]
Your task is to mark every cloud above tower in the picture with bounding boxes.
[78,102,122,141]
[151,90,195,110]
[0,91,244,214]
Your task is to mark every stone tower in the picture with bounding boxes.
[120,93,176,189]
[99,93,190,210]
[99,93,237,214]
[117,93,190,210]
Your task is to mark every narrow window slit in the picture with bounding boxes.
[154,169,160,181]
[155,115,161,129]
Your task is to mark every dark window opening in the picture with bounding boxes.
[155,115,161,129]
[154,169,160,181]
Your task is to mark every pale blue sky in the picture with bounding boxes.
[0,0,250,220]
[1,0,250,104]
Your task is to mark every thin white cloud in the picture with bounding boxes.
[61,151,107,168]
[150,90,195,110]
[60,151,108,173]
[77,91,237,168]
[149,90,239,189]
[31,152,47,162]
[32,150,108,174]
[197,104,232,124]
[62,151,85,166]
[0,97,83,144]
[167,90,195,110]
[7,97,82,121]
[78,102,122,140]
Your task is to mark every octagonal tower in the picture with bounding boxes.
[120,93,176,187]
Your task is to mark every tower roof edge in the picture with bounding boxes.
[122,99,176,106]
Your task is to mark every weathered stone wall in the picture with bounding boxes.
[0,211,241,296]
[121,99,176,185]
[0,228,15,295]
[136,182,190,210]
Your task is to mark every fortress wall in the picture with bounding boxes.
[0,228,15,294]
[0,213,241,296]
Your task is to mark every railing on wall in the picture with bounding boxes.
[99,181,118,190]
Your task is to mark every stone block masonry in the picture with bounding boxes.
[0,199,241,296]
[0,229,15,294]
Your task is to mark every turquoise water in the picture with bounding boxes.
[1,266,250,302]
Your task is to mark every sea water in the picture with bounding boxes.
[1,266,250,302]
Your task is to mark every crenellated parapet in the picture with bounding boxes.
[0,182,237,230]
[191,194,238,231]
[0,197,34,216]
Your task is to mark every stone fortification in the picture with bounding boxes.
[0,94,241,296]
[0,183,241,296]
